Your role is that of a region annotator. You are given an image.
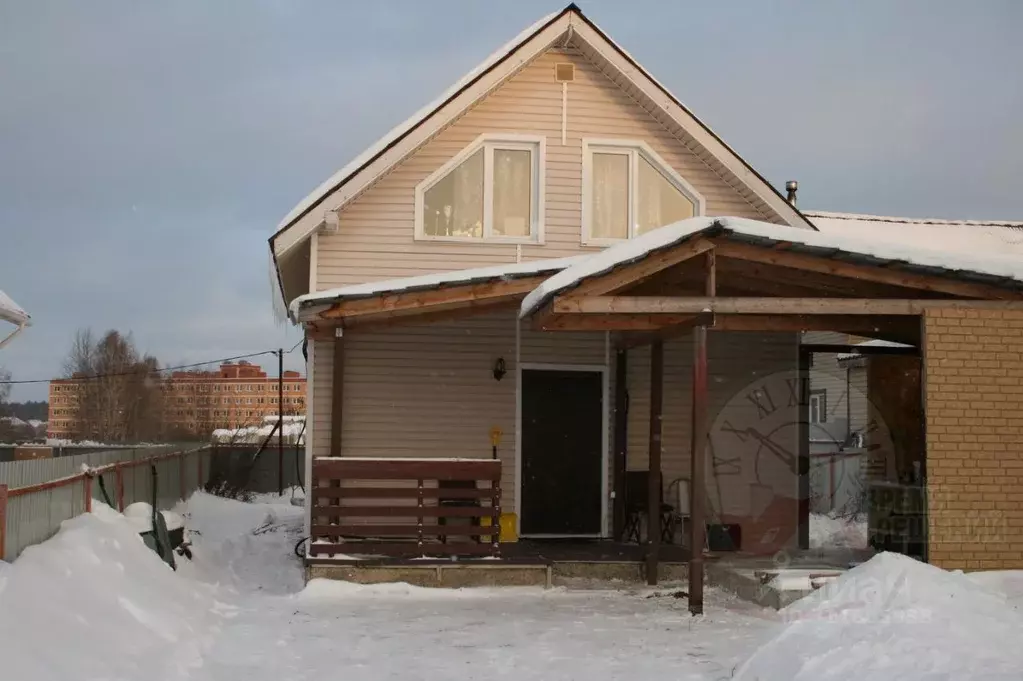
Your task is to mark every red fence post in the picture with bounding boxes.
[0,484,8,561]
[84,476,93,514]
[115,463,125,511]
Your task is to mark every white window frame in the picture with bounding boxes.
[414,133,546,244]
[809,391,826,425]
[581,138,705,246]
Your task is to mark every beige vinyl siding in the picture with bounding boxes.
[316,47,778,290]
[310,309,612,515]
[810,354,850,436]
[278,238,311,303]
[310,337,333,462]
[849,364,869,435]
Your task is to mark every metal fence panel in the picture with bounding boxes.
[0,446,210,561]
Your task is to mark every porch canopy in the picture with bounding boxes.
[296,216,1023,614]
[519,216,1023,342]
[291,255,585,331]
[514,215,1023,612]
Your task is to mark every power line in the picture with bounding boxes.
[0,348,291,386]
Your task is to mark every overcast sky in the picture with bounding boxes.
[2,0,1021,400]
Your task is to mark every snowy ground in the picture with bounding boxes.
[809,511,868,549]
[1,492,1021,680]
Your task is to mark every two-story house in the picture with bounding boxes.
[269,5,1023,585]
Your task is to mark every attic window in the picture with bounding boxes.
[415,134,545,243]
[555,62,575,82]
[582,139,704,244]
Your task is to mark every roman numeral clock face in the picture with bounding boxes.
[706,373,803,541]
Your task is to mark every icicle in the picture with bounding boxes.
[269,249,290,326]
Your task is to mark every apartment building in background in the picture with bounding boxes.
[48,360,306,439]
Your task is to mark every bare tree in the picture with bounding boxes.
[0,366,11,410]
[62,328,163,442]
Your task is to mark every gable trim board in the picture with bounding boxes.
[269,5,814,275]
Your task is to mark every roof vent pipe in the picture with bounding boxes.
[785,180,798,206]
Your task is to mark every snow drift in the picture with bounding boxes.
[809,512,867,549]
[735,552,1023,680]
[173,491,305,595]
[0,504,227,681]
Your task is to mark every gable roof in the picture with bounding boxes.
[269,4,814,260]
[519,216,1023,318]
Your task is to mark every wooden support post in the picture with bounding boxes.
[84,475,93,514]
[689,326,707,614]
[646,340,664,586]
[329,331,345,537]
[689,248,714,615]
[0,484,7,562]
[115,463,125,511]
[330,329,345,458]
[613,349,629,540]
[798,348,812,550]
[705,249,716,296]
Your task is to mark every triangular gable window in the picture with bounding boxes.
[583,139,704,244]
[415,134,545,243]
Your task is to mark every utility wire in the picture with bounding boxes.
[0,346,305,385]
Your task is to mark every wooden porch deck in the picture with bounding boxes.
[305,539,691,567]
[304,538,692,588]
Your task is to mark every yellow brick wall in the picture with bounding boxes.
[924,307,1023,570]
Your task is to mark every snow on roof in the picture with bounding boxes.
[0,289,29,326]
[836,338,913,361]
[274,10,561,235]
[291,255,586,319]
[807,210,1023,256]
[519,215,1023,318]
[212,418,306,445]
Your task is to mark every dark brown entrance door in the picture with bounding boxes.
[520,369,603,535]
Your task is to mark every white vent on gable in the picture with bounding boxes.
[554,62,575,82]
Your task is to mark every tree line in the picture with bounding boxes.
[52,329,299,444]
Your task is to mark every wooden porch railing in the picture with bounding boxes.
[310,457,501,558]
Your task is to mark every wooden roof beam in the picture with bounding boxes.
[562,239,716,299]
[615,313,919,348]
[533,313,700,332]
[711,239,1023,300]
[319,276,546,320]
[553,295,1023,316]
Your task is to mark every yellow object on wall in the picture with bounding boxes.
[480,512,519,542]
[499,512,518,543]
